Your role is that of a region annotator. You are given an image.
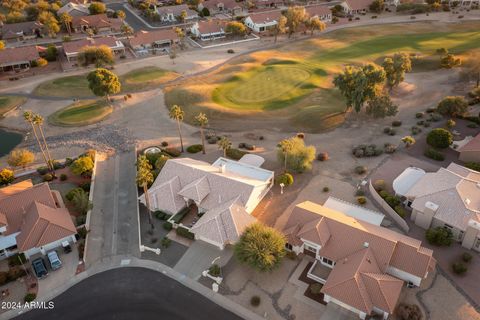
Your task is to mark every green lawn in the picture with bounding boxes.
[48,100,112,127]
[0,96,26,117]
[167,21,480,131]
[33,67,178,98]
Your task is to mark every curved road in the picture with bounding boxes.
[15,268,243,320]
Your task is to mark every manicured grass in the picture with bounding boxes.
[33,67,178,98]
[0,96,26,117]
[167,21,480,132]
[33,75,91,98]
[48,100,112,127]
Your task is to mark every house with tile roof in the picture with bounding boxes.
[139,157,274,249]
[0,180,77,259]
[458,133,480,163]
[305,4,332,22]
[190,19,227,41]
[128,29,179,54]
[244,10,282,33]
[71,14,123,34]
[0,46,40,73]
[283,201,435,319]
[340,0,373,14]
[57,2,90,17]
[198,0,247,16]
[157,4,199,23]
[1,21,44,42]
[62,36,125,62]
[401,162,480,251]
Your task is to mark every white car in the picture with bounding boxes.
[47,251,62,270]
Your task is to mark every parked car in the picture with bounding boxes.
[32,258,48,279]
[47,251,62,270]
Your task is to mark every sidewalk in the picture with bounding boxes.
[0,255,263,320]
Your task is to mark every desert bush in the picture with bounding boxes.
[357,196,367,205]
[186,144,203,153]
[323,186,330,192]
[176,226,195,239]
[24,293,36,303]
[161,141,169,147]
[411,126,422,135]
[60,174,68,181]
[427,128,452,148]
[415,112,424,118]
[164,147,181,157]
[452,262,467,274]
[161,237,171,248]
[355,166,367,174]
[208,264,221,277]
[373,180,386,191]
[396,303,422,320]
[250,296,261,307]
[424,148,445,161]
[163,221,173,231]
[394,205,407,218]
[226,148,247,160]
[276,173,294,186]
[465,162,480,172]
[384,143,397,154]
[317,152,329,161]
[426,227,453,246]
[462,252,473,263]
[310,283,323,295]
[391,120,402,127]
[42,173,53,182]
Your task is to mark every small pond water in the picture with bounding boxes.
[0,129,23,157]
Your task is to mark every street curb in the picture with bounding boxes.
[83,151,99,266]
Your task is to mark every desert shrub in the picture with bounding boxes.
[427,128,452,148]
[426,227,453,246]
[277,137,316,173]
[423,122,431,128]
[276,173,294,186]
[76,215,87,225]
[161,237,171,248]
[42,173,53,182]
[161,141,169,147]
[415,112,424,118]
[227,49,235,54]
[394,205,407,218]
[391,120,402,127]
[286,251,297,260]
[250,296,261,307]
[317,152,329,161]
[385,195,401,207]
[163,221,173,231]
[357,196,367,205]
[465,162,480,172]
[384,143,397,154]
[60,173,68,181]
[226,148,247,160]
[396,303,422,320]
[154,210,166,220]
[323,186,329,192]
[65,158,74,166]
[66,188,83,201]
[176,226,195,240]
[155,154,170,171]
[0,272,7,286]
[24,293,36,303]
[0,168,14,186]
[411,126,422,135]
[164,147,181,157]
[384,126,393,134]
[186,144,203,153]
[355,189,365,196]
[426,106,436,113]
[373,180,386,191]
[424,148,445,161]
[417,120,424,126]
[355,166,367,174]
[462,252,473,263]
[452,262,467,274]
[310,283,323,295]
[80,182,91,192]
[446,119,456,128]
[429,113,443,122]
[171,206,190,223]
[7,267,26,282]
[77,226,88,239]
[353,144,383,157]
[379,190,389,198]
[208,264,221,277]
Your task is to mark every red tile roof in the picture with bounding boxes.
[72,14,122,30]
[0,46,40,66]
[129,29,178,47]
[63,36,119,54]
[460,133,480,152]
[305,5,331,17]
[344,0,373,11]
[247,10,282,24]
[197,20,227,34]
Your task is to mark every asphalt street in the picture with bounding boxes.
[86,150,141,266]
[15,267,243,320]
[108,3,153,31]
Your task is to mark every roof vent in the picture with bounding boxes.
[220,164,226,174]
[363,242,369,248]
[343,258,348,264]
[366,258,371,264]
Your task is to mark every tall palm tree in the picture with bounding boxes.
[194,112,208,155]
[218,136,231,157]
[279,138,294,173]
[33,113,55,175]
[23,111,50,172]
[137,155,154,229]
[169,105,185,152]
[59,12,72,35]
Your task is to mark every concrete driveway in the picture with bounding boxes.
[173,241,233,280]
[34,246,79,299]
[319,303,358,320]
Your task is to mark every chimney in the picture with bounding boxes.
[363,242,369,248]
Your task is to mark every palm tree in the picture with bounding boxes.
[194,112,208,155]
[279,138,294,173]
[218,136,231,157]
[169,105,185,152]
[137,155,154,229]
[23,111,50,172]
[33,113,55,175]
[59,12,72,35]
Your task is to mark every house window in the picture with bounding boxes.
[304,244,317,253]
[321,257,334,266]
[285,243,292,250]
[259,27,265,32]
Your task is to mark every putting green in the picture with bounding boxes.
[222,67,311,105]
[48,100,112,127]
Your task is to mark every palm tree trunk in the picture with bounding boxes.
[143,184,154,230]
[284,152,288,173]
[38,124,55,175]
[200,127,206,154]
[177,119,184,152]
[30,123,50,171]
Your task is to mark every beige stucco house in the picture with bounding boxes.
[401,162,480,252]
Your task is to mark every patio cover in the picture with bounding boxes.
[392,167,426,197]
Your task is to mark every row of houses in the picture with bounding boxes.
[0,14,123,43]
[139,155,438,320]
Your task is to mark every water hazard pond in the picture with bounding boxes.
[0,128,23,157]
